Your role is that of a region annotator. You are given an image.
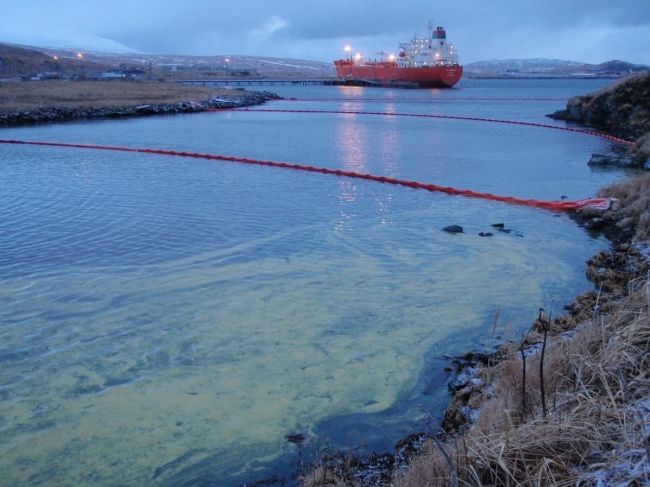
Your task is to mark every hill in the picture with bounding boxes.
[2,39,648,82]
[465,58,648,77]
[0,43,114,79]
[0,33,140,54]
[0,42,336,81]
[464,58,585,74]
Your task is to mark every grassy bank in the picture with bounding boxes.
[0,80,241,114]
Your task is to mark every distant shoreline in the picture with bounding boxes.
[0,81,280,127]
[464,74,624,80]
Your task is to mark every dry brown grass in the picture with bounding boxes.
[0,80,237,114]
[600,172,650,242]
[301,466,352,487]
[391,276,650,487]
[589,71,650,99]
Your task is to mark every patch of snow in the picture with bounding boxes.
[521,343,542,357]
[471,378,485,388]
[561,330,575,340]
[634,243,650,260]
[460,406,481,422]
[639,397,650,413]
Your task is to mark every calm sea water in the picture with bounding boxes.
[0,78,628,486]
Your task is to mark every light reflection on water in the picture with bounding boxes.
[337,114,370,173]
[0,79,629,485]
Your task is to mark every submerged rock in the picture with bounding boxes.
[588,152,641,168]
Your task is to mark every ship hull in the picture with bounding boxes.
[334,63,463,88]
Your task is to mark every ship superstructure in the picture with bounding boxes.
[334,20,463,88]
[397,21,459,68]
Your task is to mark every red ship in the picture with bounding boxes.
[334,21,463,88]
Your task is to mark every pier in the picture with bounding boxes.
[179,78,419,88]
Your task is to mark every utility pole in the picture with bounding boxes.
[76,53,83,80]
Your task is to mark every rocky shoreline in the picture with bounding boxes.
[548,70,650,169]
[0,90,281,127]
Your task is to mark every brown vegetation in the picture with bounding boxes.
[0,80,238,114]
[561,71,650,141]
[301,277,650,486]
[398,280,649,486]
[600,172,650,243]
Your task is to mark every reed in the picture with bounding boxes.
[395,278,650,486]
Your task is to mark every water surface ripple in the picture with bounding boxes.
[0,79,629,486]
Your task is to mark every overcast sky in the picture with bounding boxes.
[1,0,649,65]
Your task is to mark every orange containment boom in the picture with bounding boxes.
[0,138,612,212]
[189,103,636,148]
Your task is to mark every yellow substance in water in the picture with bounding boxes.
[0,223,579,486]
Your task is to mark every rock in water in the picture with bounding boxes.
[588,152,638,168]
[443,225,463,233]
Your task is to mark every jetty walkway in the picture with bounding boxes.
[179,78,418,88]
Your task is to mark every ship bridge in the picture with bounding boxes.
[397,20,459,68]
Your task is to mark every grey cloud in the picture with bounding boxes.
[1,0,649,64]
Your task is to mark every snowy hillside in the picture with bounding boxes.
[464,58,585,74]
[0,32,141,54]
